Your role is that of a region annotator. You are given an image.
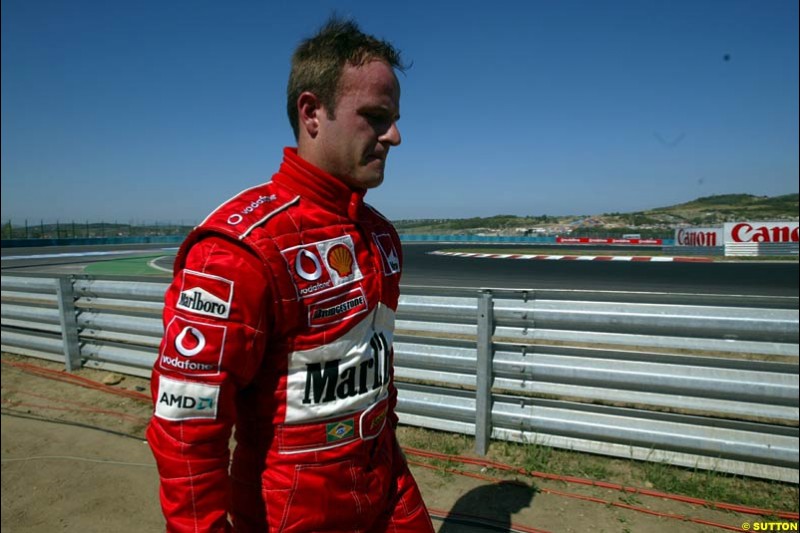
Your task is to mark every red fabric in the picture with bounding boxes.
[147,148,432,532]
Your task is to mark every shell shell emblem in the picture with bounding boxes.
[327,244,354,277]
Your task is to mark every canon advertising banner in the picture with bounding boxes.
[675,222,799,247]
[724,221,799,243]
[674,227,724,247]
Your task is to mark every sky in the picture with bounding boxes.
[2,0,798,225]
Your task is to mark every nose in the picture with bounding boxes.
[380,122,401,147]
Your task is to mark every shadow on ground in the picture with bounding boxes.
[438,480,537,532]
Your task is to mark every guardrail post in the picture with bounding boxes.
[475,289,494,455]
[56,276,81,371]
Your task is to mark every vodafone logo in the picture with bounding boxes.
[174,326,206,357]
[226,194,277,225]
[159,316,227,376]
[281,235,364,299]
[296,249,323,281]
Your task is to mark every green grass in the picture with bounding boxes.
[83,255,171,276]
[397,426,799,513]
[640,461,796,512]
[503,437,555,473]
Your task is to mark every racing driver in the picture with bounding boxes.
[146,17,435,533]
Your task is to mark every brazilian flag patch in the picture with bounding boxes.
[326,419,355,442]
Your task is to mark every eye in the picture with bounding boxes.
[364,110,387,122]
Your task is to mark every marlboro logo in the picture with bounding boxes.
[176,270,234,319]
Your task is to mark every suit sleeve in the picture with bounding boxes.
[389,228,403,429]
[146,235,271,532]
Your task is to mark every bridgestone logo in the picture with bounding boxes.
[307,287,368,327]
[313,296,365,320]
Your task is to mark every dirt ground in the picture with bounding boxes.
[1,353,795,533]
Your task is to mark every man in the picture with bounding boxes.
[147,17,434,533]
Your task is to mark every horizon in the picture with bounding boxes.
[2,191,797,227]
[2,1,798,223]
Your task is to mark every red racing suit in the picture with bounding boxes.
[146,147,434,532]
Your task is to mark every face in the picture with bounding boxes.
[315,60,401,189]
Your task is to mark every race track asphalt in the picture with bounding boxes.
[2,242,798,297]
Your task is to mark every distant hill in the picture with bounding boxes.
[600,193,799,227]
[394,193,799,238]
[4,194,795,241]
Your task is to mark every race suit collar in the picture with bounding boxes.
[277,147,366,221]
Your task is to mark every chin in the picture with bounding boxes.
[364,175,384,189]
[350,171,384,189]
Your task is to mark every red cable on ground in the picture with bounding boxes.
[539,485,746,533]
[408,459,499,483]
[2,399,149,425]
[409,459,747,532]
[4,357,796,525]
[404,447,799,521]
[1,387,149,424]
[1,358,150,402]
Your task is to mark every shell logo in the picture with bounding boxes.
[327,244,354,277]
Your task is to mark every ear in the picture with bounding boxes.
[297,92,322,138]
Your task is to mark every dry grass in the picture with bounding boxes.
[397,426,799,514]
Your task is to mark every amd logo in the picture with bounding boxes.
[154,376,219,421]
[158,393,215,411]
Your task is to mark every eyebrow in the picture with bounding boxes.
[360,105,400,121]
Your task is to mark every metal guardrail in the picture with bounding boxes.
[1,274,798,483]
[724,242,800,257]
